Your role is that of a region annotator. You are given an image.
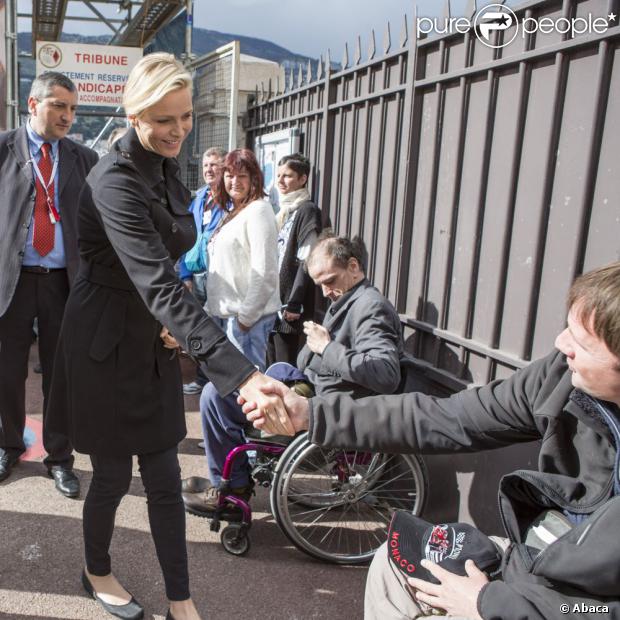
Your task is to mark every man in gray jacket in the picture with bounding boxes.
[0,73,98,495]
[244,261,620,620]
[184,232,406,513]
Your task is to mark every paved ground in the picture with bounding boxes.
[0,349,367,620]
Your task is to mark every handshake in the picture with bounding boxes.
[237,372,311,436]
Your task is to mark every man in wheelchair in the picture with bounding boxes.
[182,231,407,515]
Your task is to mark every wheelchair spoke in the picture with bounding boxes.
[270,436,427,564]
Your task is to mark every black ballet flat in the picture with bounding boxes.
[81,570,144,620]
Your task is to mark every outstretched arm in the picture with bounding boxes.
[239,380,310,436]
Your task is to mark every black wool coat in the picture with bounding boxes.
[47,129,255,456]
[274,200,322,335]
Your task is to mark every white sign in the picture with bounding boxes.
[36,42,143,108]
[255,128,301,209]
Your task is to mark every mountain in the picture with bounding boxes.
[18,13,332,76]
[17,17,335,143]
[146,12,323,71]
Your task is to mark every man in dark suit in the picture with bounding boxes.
[0,72,98,496]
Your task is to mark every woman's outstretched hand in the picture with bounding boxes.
[238,379,311,435]
[238,372,296,436]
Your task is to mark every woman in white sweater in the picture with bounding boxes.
[183,150,280,510]
[205,148,280,370]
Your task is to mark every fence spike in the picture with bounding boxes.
[383,21,392,54]
[327,48,332,72]
[443,0,451,19]
[342,42,349,69]
[317,55,324,80]
[466,0,476,18]
[306,59,313,83]
[297,62,304,88]
[279,64,286,93]
[368,29,376,59]
[268,77,272,99]
[354,35,362,65]
[400,14,409,47]
[276,75,280,96]
[260,81,265,102]
[288,64,295,91]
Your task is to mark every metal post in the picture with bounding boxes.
[228,40,240,150]
[317,53,335,227]
[5,0,19,129]
[184,0,194,61]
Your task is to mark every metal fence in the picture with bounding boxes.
[245,0,620,392]
[180,42,240,190]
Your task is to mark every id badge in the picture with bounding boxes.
[47,198,61,224]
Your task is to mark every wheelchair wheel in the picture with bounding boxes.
[270,433,427,564]
[221,524,251,556]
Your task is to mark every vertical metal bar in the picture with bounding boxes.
[421,40,448,368]
[382,58,406,296]
[228,41,240,150]
[439,74,469,331]
[358,65,373,243]
[346,85,360,238]
[522,51,569,360]
[395,11,422,313]
[5,0,19,129]
[317,58,335,227]
[489,7,537,353]
[369,91,387,281]
[572,39,614,278]
[184,0,194,60]
[463,69,499,384]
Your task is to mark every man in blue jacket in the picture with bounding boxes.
[180,146,227,395]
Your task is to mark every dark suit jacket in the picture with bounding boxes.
[47,129,255,456]
[0,124,98,317]
[297,279,403,399]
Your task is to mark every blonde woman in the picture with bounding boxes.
[47,54,291,620]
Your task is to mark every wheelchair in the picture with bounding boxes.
[189,356,429,563]
[203,409,427,563]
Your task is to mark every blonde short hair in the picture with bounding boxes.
[123,53,192,117]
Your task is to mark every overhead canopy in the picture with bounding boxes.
[30,0,185,48]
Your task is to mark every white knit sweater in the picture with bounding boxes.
[206,199,280,327]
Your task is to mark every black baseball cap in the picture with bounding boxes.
[387,510,502,584]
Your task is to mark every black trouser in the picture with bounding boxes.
[191,272,208,386]
[84,446,190,601]
[0,269,73,467]
[266,330,304,367]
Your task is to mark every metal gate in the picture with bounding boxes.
[180,41,240,190]
[245,0,620,392]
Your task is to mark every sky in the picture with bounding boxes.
[16,0,466,59]
[190,0,442,58]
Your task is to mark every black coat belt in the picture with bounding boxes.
[78,261,134,292]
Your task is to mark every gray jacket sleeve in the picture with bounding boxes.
[308,353,556,453]
[317,299,402,395]
[92,165,256,396]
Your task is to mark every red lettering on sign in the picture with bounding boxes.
[75,53,129,65]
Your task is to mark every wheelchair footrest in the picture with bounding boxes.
[186,504,245,524]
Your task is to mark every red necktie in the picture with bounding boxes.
[33,142,55,257]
